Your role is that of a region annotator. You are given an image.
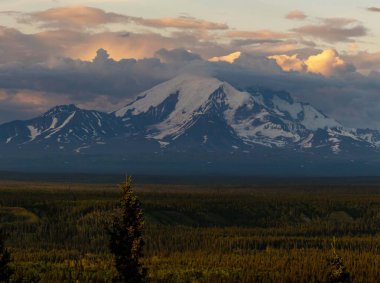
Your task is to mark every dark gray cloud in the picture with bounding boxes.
[0,26,63,64]
[1,50,176,99]
[154,48,202,64]
[2,47,380,130]
[0,47,380,129]
[0,49,180,121]
[343,51,380,74]
[293,18,367,43]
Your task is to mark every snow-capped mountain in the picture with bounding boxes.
[0,74,380,174]
[114,74,376,153]
[0,104,125,148]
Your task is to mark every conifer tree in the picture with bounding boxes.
[326,237,350,283]
[108,176,146,283]
[0,229,13,283]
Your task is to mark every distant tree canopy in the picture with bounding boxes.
[0,229,13,283]
[108,176,146,283]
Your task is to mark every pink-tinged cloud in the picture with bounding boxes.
[0,89,70,113]
[293,18,367,43]
[367,7,380,12]
[0,25,63,64]
[0,23,229,64]
[65,32,185,61]
[18,6,228,31]
[286,10,307,20]
[240,40,309,56]
[19,6,132,29]
[0,91,7,102]
[344,51,380,74]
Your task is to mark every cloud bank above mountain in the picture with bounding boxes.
[1,6,380,130]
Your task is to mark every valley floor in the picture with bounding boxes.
[1,178,380,282]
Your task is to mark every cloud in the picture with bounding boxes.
[367,7,380,12]
[239,40,313,57]
[0,89,70,121]
[18,6,228,31]
[209,51,242,63]
[293,18,367,43]
[304,49,352,76]
[1,47,380,130]
[18,6,132,29]
[343,51,380,74]
[1,7,380,130]
[0,22,234,70]
[135,16,228,30]
[270,49,353,77]
[64,31,182,60]
[268,54,306,72]
[286,10,307,20]
[0,48,176,108]
[232,53,283,73]
[226,30,291,39]
[230,38,283,47]
[1,6,314,64]
[155,48,202,64]
[210,58,380,129]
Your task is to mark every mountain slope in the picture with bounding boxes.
[0,74,380,174]
[114,74,376,152]
[0,104,125,148]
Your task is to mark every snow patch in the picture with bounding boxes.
[27,125,40,141]
[301,105,341,130]
[45,112,76,139]
[158,141,170,148]
[203,135,208,144]
[273,96,302,119]
[300,133,314,148]
[75,145,90,153]
[49,117,58,129]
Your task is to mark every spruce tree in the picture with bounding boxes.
[108,176,146,283]
[326,237,350,283]
[0,229,13,283]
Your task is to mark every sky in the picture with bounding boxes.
[1,1,380,129]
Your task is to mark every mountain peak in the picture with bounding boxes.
[165,73,223,86]
[44,104,79,116]
[114,74,347,147]
[1,75,380,171]
[115,74,225,117]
